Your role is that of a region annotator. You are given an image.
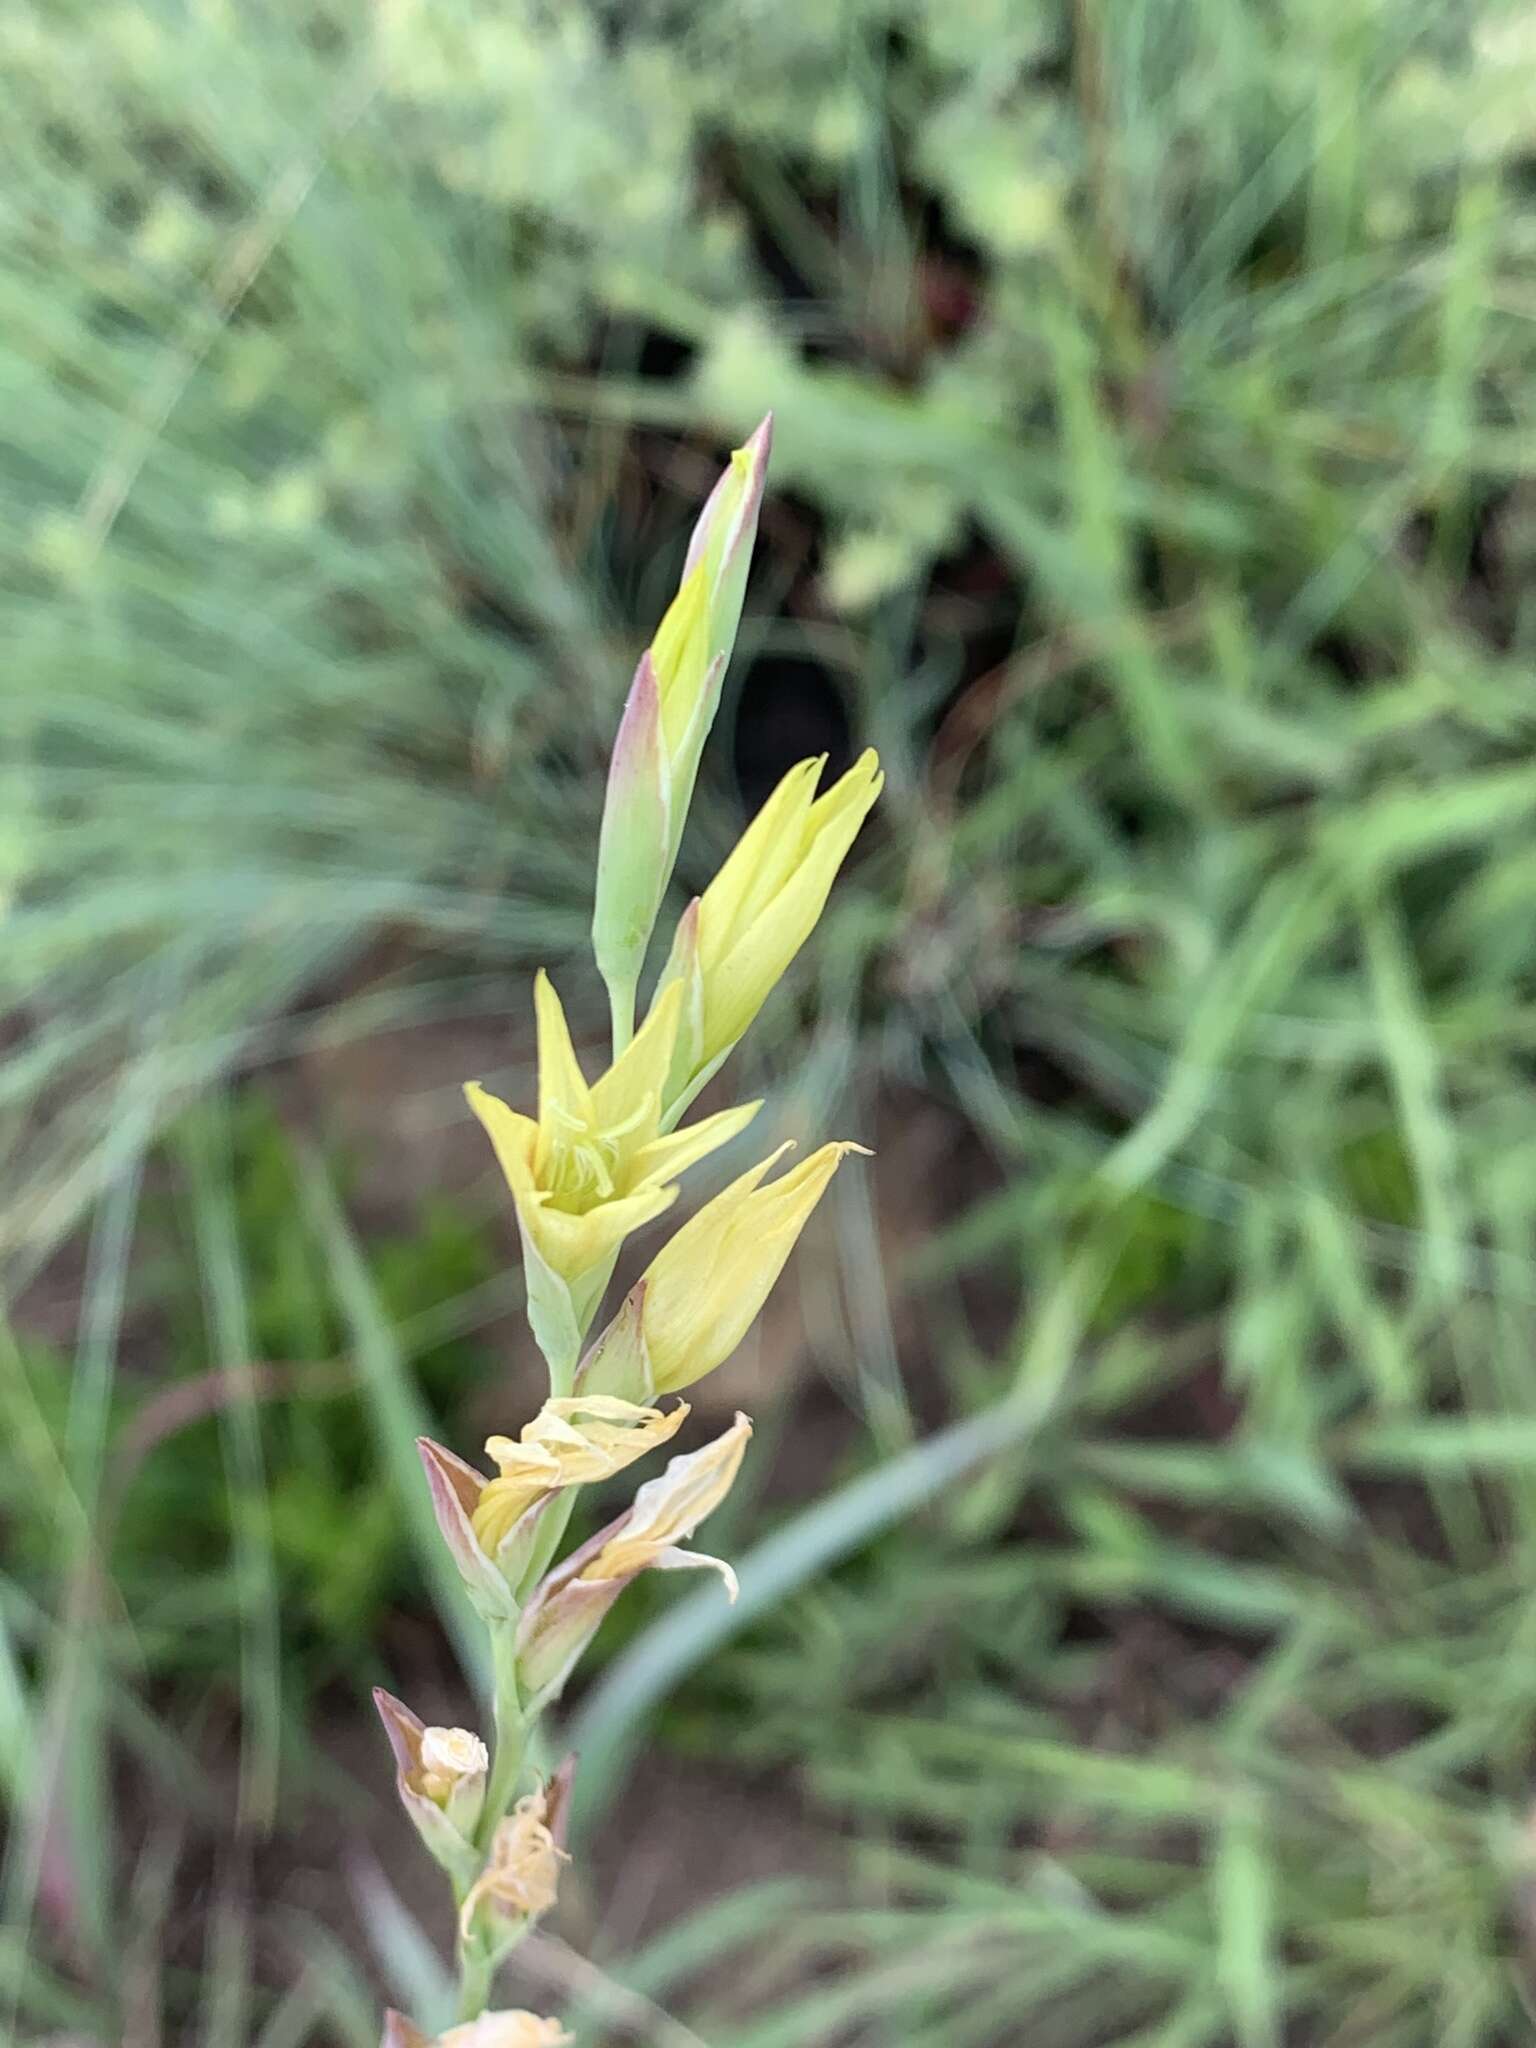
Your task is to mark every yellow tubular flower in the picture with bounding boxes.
[622,1140,867,1395]
[465,970,759,1285]
[654,748,883,1104]
[470,1395,689,1556]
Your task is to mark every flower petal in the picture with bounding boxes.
[628,1098,761,1193]
[472,1395,689,1553]
[578,1412,752,1583]
[463,1085,540,1199]
[638,1143,864,1393]
[588,975,681,1140]
[533,971,592,1158]
[697,755,823,962]
[522,1179,677,1280]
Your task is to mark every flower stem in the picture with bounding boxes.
[515,1489,578,1611]
[476,1623,527,1853]
[607,973,637,1059]
[455,1937,496,2021]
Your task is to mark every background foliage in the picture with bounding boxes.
[9,0,1536,2040]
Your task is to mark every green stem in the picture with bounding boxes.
[476,1622,527,1853]
[607,973,637,1059]
[455,1938,496,2022]
[517,1490,579,1608]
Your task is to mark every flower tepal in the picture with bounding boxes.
[580,1141,867,1399]
[514,1415,753,1705]
[654,747,883,1110]
[470,1395,689,1555]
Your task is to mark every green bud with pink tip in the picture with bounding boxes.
[592,416,773,1045]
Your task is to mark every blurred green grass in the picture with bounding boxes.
[10,0,1536,2040]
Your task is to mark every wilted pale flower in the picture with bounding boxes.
[382,2011,571,2048]
[471,1395,689,1556]
[652,747,882,1106]
[592,417,773,1010]
[416,1726,489,1812]
[459,1785,569,1939]
[576,1411,752,1588]
[516,1416,753,1703]
[465,972,758,1294]
[373,1690,488,1877]
[580,1143,866,1399]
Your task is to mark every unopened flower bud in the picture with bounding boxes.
[592,417,773,1014]
[580,1144,865,1398]
[652,748,881,1111]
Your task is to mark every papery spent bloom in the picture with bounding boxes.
[516,1415,752,1703]
[578,1410,753,1588]
[654,748,883,1108]
[382,2011,571,2048]
[592,417,772,1013]
[470,1395,689,1556]
[465,973,758,1294]
[581,1143,866,1399]
[416,1726,489,1810]
[459,1784,569,1939]
[373,1690,488,1876]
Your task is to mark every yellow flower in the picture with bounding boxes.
[585,1141,866,1397]
[578,1412,753,1593]
[470,1395,689,1556]
[459,1787,568,1938]
[465,971,759,1286]
[655,748,882,1101]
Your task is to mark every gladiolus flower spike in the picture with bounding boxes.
[381,414,878,2037]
